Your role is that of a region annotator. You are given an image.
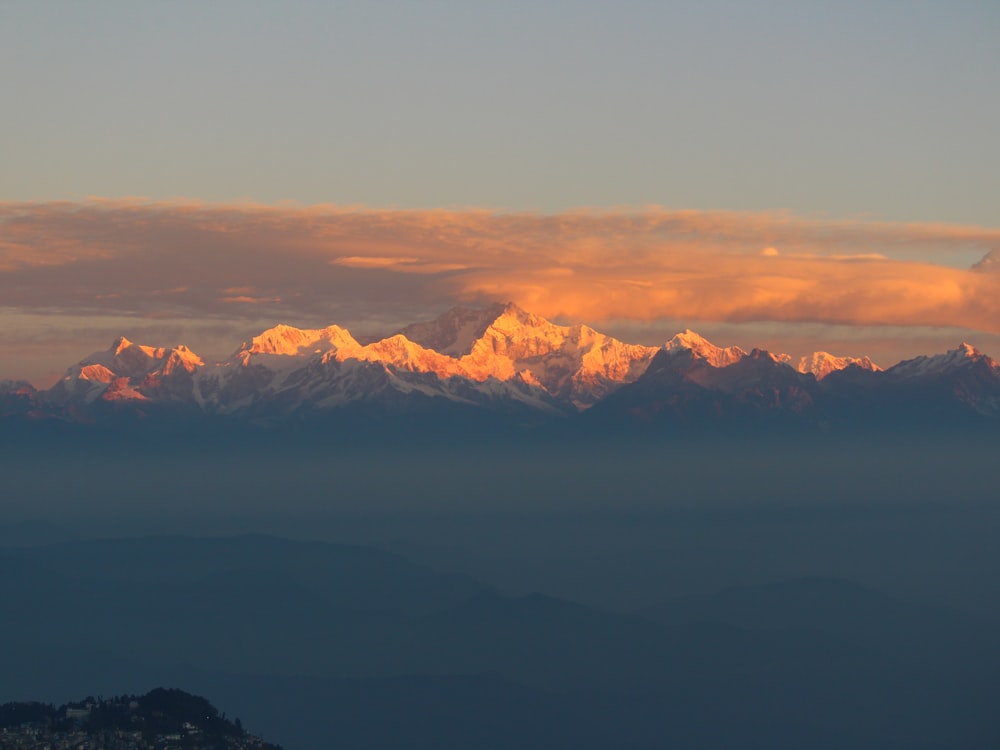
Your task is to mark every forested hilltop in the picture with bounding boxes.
[0,688,280,750]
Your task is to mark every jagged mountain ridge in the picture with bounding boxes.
[9,303,1000,428]
[45,337,204,407]
[587,338,1000,428]
[43,302,667,418]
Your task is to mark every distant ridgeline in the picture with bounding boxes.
[0,688,280,750]
[4,302,1000,436]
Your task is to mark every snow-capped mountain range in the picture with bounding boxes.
[5,302,1000,429]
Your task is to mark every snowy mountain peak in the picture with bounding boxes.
[938,342,982,363]
[459,306,658,405]
[492,301,541,326]
[746,348,794,366]
[111,335,130,352]
[475,306,567,354]
[798,352,880,380]
[162,347,205,373]
[666,329,711,348]
[354,334,464,377]
[78,363,116,383]
[85,337,204,375]
[664,330,747,368]
[238,324,359,361]
[888,342,997,379]
[397,303,509,357]
[392,303,659,406]
[42,336,205,407]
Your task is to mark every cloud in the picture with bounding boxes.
[331,256,469,274]
[219,295,283,304]
[2,199,1000,343]
[332,256,421,268]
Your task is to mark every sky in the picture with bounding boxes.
[2,1,999,385]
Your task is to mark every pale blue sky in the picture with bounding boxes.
[3,0,998,224]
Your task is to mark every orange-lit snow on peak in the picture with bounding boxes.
[165,346,204,372]
[334,303,657,405]
[397,303,508,357]
[664,330,747,368]
[47,337,206,406]
[448,303,659,406]
[23,303,1000,422]
[112,336,133,356]
[797,352,880,380]
[348,335,465,378]
[78,364,116,383]
[760,350,794,366]
[240,323,359,360]
[216,304,661,409]
[96,337,205,377]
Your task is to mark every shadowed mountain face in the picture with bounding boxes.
[4,304,1000,431]
[583,347,819,428]
[1,534,998,750]
[585,342,1000,431]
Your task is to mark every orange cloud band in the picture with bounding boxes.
[1,199,999,334]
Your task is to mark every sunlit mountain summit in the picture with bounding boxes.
[4,303,1000,431]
